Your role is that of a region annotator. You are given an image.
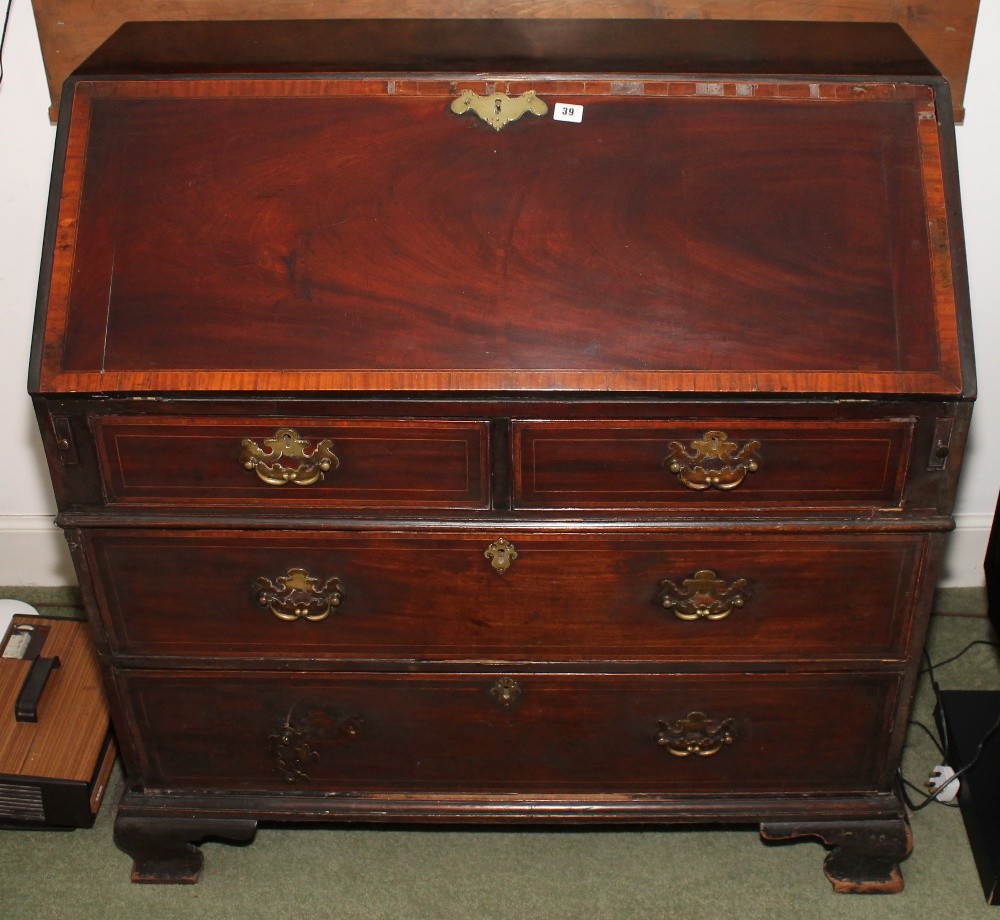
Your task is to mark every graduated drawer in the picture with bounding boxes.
[86,529,927,665]
[92,416,490,509]
[513,419,915,511]
[117,669,898,793]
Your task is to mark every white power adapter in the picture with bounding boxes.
[928,765,961,803]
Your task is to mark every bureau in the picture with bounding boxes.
[29,19,975,891]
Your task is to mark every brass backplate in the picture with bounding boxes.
[450,90,548,131]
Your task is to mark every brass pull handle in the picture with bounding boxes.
[269,712,361,784]
[490,677,522,710]
[450,90,548,131]
[665,430,761,491]
[654,711,737,757]
[254,568,343,622]
[269,718,320,783]
[657,569,751,621]
[484,537,518,574]
[240,428,339,486]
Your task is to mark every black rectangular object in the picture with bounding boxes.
[939,690,1000,904]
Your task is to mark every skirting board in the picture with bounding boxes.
[0,512,991,589]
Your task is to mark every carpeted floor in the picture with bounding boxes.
[2,614,999,919]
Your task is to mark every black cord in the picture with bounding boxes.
[0,0,13,88]
[897,642,1000,812]
[896,769,960,810]
[920,640,1000,674]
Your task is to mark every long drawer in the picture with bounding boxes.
[92,416,491,510]
[117,669,898,793]
[513,419,915,511]
[85,529,927,665]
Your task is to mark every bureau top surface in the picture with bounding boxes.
[30,20,972,398]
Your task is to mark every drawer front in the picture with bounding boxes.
[119,670,897,793]
[93,416,490,509]
[513,419,914,510]
[87,529,926,665]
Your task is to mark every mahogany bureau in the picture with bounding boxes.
[28,19,975,891]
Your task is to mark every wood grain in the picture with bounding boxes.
[29,3,981,121]
[24,19,976,883]
[0,617,110,782]
[513,419,915,510]
[85,528,927,665]
[34,76,966,397]
[93,417,491,510]
[119,668,899,792]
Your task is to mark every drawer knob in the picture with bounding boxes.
[450,90,548,131]
[484,537,518,574]
[657,569,751,621]
[254,568,344,622]
[665,430,761,491]
[490,677,522,710]
[240,428,339,486]
[654,711,737,757]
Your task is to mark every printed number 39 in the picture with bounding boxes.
[553,103,583,123]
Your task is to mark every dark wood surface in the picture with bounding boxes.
[73,19,941,79]
[37,398,972,521]
[29,8,982,121]
[33,68,966,396]
[117,669,898,792]
[84,528,926,666]
[94,417,490,509]
[513,419,914,510]
[761,818,913,894]
[27,19,976,888]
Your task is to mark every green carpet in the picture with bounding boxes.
[2,616,999,919]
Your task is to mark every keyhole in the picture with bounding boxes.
[494,98,503,114]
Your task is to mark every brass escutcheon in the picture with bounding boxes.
[254,568,343,622]
[484,538,518,574]
[450,90,548,131]
[240,428,339,486]
[654,711,737,757]
[269,718,320,783]
[490,677,522,710]
[657,569,751,621]
[665,430,761,491]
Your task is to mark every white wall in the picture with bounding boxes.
[0,0,71,585]
[0,0,997,586]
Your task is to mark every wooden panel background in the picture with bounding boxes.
[30,1,980,122]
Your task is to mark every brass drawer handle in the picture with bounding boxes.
[490,677,522,710]
[485,537,518,574]
[654,711,737,757]
[657,569,751,621]
[665,430,761,491]
[269,718,320,783]
[240,428,339,486]
[254,568,344,622]
[450,90,548,131]
[269,712,361,784]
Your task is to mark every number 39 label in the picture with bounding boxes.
[553,103,584,124]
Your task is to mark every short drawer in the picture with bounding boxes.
[118,669,898,793]
[512,419,915,511]
[92,416,490,509]
[86,528,927,665]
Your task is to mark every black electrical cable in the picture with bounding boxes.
[920,640,1000,675]
[0,0,13,88]
[897,641,1000,811]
